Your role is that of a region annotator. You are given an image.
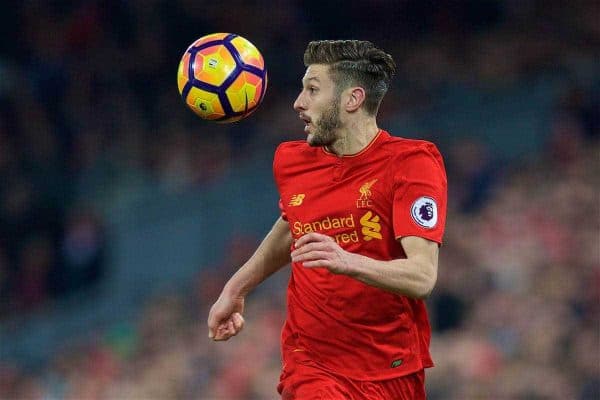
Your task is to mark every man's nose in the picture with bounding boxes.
[293,92,306,111]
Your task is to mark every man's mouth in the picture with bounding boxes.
[299,114,312,133]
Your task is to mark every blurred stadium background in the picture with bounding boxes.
[0,1,598,399]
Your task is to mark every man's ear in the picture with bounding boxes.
[344,87,366,112]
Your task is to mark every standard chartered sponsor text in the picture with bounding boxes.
[292,213,382,244]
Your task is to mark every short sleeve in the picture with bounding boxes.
[393,143,447,244]
[274,144,288,221]
[278,198,288,221]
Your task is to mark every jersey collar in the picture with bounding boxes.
[322,129,388,159]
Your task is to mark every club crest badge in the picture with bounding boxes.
[411,196,438,228]
[356,179,378,208]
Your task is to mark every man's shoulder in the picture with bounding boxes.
[274,140,318,163]
[276,139,310,153]
[385,136,440,158]
[383,134,441,155]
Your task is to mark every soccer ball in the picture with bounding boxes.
[177,33,267,123]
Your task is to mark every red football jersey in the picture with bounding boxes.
[274,130,447,381]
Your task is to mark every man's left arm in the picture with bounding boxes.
[291,233,438,299]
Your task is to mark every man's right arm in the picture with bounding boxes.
[224,216,292,297]
[207,217,292,340]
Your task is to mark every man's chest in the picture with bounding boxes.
[279,161,395,246]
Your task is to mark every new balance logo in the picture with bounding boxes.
[289,194,305,206]
[360,211,382,241]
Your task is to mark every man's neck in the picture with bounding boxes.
[327,118,380,156]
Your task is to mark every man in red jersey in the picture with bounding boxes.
[208,40,447,399]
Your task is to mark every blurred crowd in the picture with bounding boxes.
[0,0,598,399]
[1,139,597,399]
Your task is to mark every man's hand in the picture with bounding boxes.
[207,293,245,341]
[290,232,362,275]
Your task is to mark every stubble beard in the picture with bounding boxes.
[307,99,342,147]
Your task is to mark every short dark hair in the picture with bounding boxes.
[303,40,396,115]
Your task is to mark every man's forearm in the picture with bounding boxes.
[224,217,292,297]
[348,255,437,299]
[291,234,439,299]
[348,236,438,299]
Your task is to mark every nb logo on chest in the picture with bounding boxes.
[289,194,305,206]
